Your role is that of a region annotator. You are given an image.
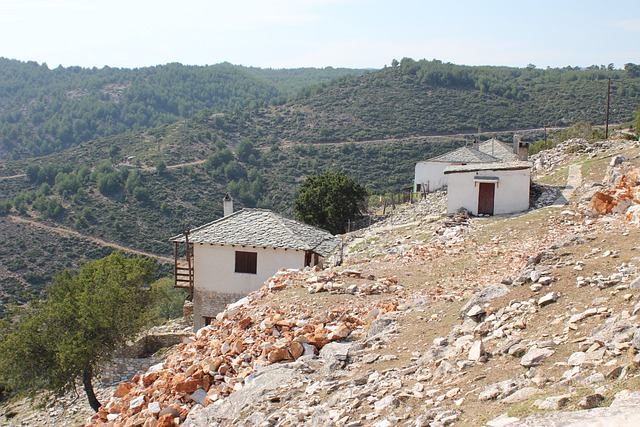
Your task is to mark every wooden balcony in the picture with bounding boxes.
[173,234,194,299]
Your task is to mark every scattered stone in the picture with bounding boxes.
[537,292,559,307]
[466,304,486,319]
[535,394,571,410]
[567,351,587,366]
[487,413,521,427]
[606,365,624,380]
[479,379,522,401]
[459,284,510,319]
[521,347,555,367]
[468,340,486,362]
[578,393,605,409]
[501,387,540,404]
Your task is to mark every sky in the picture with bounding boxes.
[0,0,638,70]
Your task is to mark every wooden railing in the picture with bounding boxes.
[173,230,193,299]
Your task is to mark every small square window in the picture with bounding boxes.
[235,251,257,274]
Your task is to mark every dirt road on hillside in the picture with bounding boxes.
[8,215,173,264]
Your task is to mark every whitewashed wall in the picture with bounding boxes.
[193,243,304,294]
[446,168,530,215]
[414,161,449,192]
[190,244,306,330]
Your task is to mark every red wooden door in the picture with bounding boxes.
[478,183,495,215]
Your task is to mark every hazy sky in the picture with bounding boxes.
[1,0,638,70]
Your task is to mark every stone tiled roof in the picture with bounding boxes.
[443,161,533,174]
[427,146,499,163]
[477,139,518,162]
[170,209,341,257]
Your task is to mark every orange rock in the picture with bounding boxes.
[238,317,252,329]
[156,414,175,427]
[294,334,311,343]
[174,378,201,394]
[123,413,145,427]
[289,341,304,359]
[191,368,204,380]
[95,406,109,421]
[591,191,616,214]
[114,382,134,398]
[185,365,198,377]
[142,372,158,387]
[232,340,243,354]
[211,357,223,371]
[308,330,331,349]
[238,367,253,379]
[267,347,292,363]
[202,374,211,392]
[328,324,350,340]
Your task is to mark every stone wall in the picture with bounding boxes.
[99,357,161,385]
[193,289,246,330]
[99,332,190,385]
[116,332,190,358]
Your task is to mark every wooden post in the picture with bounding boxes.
[184,229,193,300]
[173,241,178,288]
[605,78,611,139]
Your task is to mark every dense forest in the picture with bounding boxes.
[1,57,640,312]
[0,59,366,159]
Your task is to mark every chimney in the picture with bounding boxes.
[223,193,234,216]
[513,134,529,161]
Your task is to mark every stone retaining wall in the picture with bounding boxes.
[99,332,190,385]
[99,357,162,385]
[193,289,246,330]
[117,333,190,358]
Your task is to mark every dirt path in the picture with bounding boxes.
[552,162,583,206]
[8,215,173,264]
[167,159,207,169]
[279,125,575,149]
[0,173,26,180]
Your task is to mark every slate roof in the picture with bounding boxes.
[477,139,518,162]
[443,161,533,174]
[425,146,499,163]
[170,209,341,257]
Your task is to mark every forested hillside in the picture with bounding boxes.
[0,59,366,159]
[1,57,640,311]
[273,59,640,143]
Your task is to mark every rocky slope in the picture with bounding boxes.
[2,136,640,427]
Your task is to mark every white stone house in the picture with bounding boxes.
[171,201,340,330]
[444,161,532,216]
[414,138,525,194]
[414,146,499,193]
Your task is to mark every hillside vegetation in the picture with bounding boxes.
[0,58,366,159]
[1,58,640,312]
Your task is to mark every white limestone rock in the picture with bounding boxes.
[521,347,555,367]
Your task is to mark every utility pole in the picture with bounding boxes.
[605,78,611,139]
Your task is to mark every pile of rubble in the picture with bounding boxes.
[589,161,640,223]
[86,268,403,427]
[531,137,640,177]
[531,138,588,175]
[303,269,405,296]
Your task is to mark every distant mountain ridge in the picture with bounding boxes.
[0,58,366,159]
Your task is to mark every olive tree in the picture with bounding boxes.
[0,252,156,411]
